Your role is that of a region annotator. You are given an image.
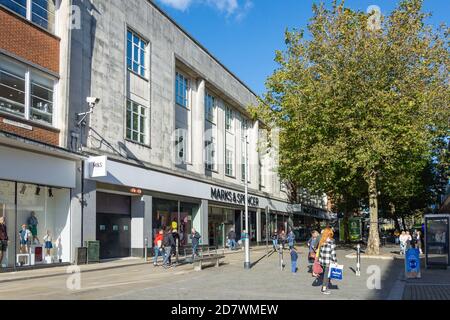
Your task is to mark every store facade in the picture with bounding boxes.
[0,142,81,270]
[83,157,289,257]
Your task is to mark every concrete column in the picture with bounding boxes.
[256,208,262,243]
[82,179,97,243]
[200,199,209,245]
[130,195,152,257]
[192,79,205,174]
[70,159,83,263]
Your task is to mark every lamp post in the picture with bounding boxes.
[244,133,251,269]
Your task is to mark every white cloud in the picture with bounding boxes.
[157,0,253,18]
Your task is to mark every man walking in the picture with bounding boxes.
[290,247,298,274]
[162,227,175,268]
[190,228,201,261]
[228,229,237,250]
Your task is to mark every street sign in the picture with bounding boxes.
[405,248,421,278]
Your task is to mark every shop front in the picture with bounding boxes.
[84,158,290,255]
[0,143,79,271]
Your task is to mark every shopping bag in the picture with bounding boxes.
[328,263,344,280]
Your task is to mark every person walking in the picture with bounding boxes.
[271,230,279,251]
[228,229,237,250]
[416,230,423,254]
[307,230,320,273]
[399,231,407,255]
[394,230,400,245]
[280,230,287,250]
[162,227,175,268]
[290,247,298,274]
[153,229,164,266]
[316,227,337,295]
[287,230,295,250]
[190,228,201,261]
[0,217,8,267]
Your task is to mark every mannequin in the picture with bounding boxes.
[0,217,8,266]
[27,211,39,244]
[19,224,32,254]
[43,230,53,256]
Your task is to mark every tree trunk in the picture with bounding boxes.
[390,202,401,231]
[401,215,406,231]
[367,172,380,255]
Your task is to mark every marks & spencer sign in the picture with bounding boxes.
[210,187,260,207]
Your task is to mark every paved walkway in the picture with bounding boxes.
[0,245,404,300]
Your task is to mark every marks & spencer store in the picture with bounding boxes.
[84,157,289,259]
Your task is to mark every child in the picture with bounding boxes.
[43,230,53,256]
[290,247,298,274]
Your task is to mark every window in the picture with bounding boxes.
[205,92,216,123]
[0,56,55,125]
[127,30,147,78]
[205,92,217,171]
[225,147,233,177]
[175,71,191,165]
[175,72,190,109]
[126,100,148,144]
[0,0,55,32]
[225,106,233,132]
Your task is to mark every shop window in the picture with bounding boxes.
[0,180,15,269]
[17,183,70,266]
[0,180,70,269]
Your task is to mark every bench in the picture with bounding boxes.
[181,246,225,271]
[192,254,225,271]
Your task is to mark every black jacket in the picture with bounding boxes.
[0,224,7,241]
[190,232,201,246]
[163,232,175,247]
[228,231,236,240]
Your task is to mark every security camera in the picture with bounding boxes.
[86,97,100,105]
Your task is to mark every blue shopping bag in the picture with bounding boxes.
[328,263,344,280]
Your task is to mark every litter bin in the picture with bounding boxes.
[75,247,87,265]
[84,241,100,263]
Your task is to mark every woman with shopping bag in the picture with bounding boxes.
[315,227,337,295]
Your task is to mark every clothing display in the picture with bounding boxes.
[19,228,31,245]
[43,234,53,249]
[27,214,39,237]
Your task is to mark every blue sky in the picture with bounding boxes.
[156,0,449,96]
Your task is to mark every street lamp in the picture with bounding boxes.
[244,133,251,269]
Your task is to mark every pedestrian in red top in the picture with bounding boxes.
[153,229,164,266]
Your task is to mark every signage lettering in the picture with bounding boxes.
[210,187,260,207]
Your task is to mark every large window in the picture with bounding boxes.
[175,71,191,165]
[126,100,148,144]
[0,56,55,126]
[225,106,235,177]
[0,0,55,32]
[127,30,147,78]
[0,180,71,269]
[205,92,217,171]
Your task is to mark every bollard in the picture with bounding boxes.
[356,244,361,276]
[144,237,148,262]
[279,244,284,271]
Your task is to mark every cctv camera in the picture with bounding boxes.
[86,97,100,105]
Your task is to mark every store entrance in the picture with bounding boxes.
[97,213,131,259]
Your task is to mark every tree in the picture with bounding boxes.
[254,0,449,255]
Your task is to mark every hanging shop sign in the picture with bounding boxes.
[86,156,107,178]
[210,187,260,207]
